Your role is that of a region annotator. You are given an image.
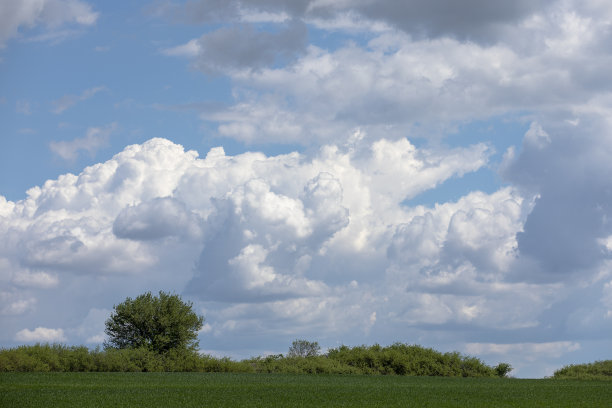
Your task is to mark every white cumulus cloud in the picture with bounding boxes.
[15,327,67,343]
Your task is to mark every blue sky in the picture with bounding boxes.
[2,0,612,378]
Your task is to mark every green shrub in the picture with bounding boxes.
[0,342,506,377]
[494,362,513,378]
[553,360,612,379]
[246,354,360,375]
[326,343,497,377]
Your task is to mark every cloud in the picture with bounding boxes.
[73,308,110,345]
[150,0,308,24]
[6,135,491,298]
[1,138,203,284]
[49,122,116,161]
[314,0,554,43]
[18,128,37,135]
[15,327,67,343]
[157,0,612,331]
[10,137,499,360]
[1,137,495,337]
[0,0,98,48]
[155,2,612,151]
[16,100,32,115]
[523,122,551,150]
[162,39,200,57]
[193,36,541,143]
[3,122,612,376]
[389,188,526,274]
[502,116,612,281]
[465,341,581,358]
[149,0,241,24]
[113,197,203,241]
[51,86,106,114]
[186,173,346,302]
[12,271,59,288]
[154,0,554,43]
[0,296,36,316]
[163,20,307,73]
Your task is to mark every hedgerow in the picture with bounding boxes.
[0,342,508,377]
[325,343,496,377]
[553,360,612,379]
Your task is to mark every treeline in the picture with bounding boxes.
[553,360,612,380]
[252,343,510,377]
[0,343,510,377]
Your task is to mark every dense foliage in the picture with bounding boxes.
[324,343,500,377]
[104,291,204,353]
[287,339,321,358]
[553,360,612,379]
[0,344,251,373]
[0,342,510,377]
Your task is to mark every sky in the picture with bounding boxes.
[1,0,612,378]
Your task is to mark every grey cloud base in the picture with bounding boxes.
[159,0,552,43]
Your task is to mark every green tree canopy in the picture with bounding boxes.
[104,291,204,354]
[287,339,320,357]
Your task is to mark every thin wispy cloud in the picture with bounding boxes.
[51,86,106,114]
[49,122,116,161]
[15,100,31,115]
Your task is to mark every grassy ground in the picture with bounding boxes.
[2,372,611,407]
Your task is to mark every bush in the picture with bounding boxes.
[0,344,95,372]
[0,342,507,377]
[325,343,497,377]
[494,362,513,378]
[553,360,612,379]
[247,354,360,375]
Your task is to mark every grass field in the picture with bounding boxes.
[1,372,611,407]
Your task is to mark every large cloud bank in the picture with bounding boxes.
[2,125,611,376]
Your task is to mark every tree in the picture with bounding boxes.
[288,339,320,357]
[494,362,513,377]
[104,291,204,354]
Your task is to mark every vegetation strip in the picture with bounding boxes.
[0,343,509,377]
[553,360,612,380]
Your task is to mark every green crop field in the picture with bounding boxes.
[1,372,611,407]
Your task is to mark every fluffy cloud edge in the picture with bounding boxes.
[15,327,67,343]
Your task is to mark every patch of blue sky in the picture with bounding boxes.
[405,167,505,208]
[405,116,528,207]
[0,5,239,201]
[446,114,529,155]
[307,24,375,51]
[208,138,305,158]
